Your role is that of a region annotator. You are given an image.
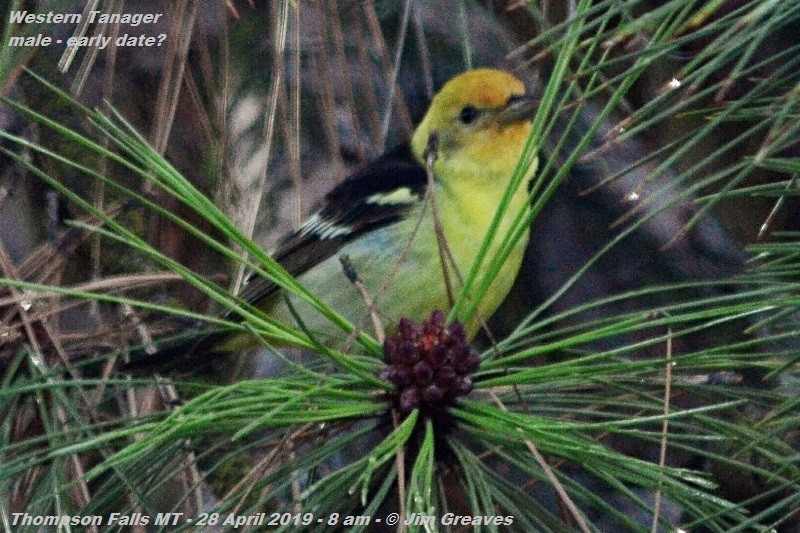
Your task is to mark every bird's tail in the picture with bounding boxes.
[121,327,234,377]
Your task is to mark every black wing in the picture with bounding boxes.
[123,145,428,375]
[236,144,427,308]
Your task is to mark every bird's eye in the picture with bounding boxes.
[458,105,479,124]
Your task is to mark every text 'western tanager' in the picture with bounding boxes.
[128,68,538,372]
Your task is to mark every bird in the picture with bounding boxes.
[126,68,538,374]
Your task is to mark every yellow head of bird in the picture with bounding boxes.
[410,68,537,183]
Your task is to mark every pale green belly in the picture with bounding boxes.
[267,213,527,345]
[268,221,444,343]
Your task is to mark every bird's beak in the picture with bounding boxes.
[495,94,538,125]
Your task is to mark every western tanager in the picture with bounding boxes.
[130,68,537,370]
